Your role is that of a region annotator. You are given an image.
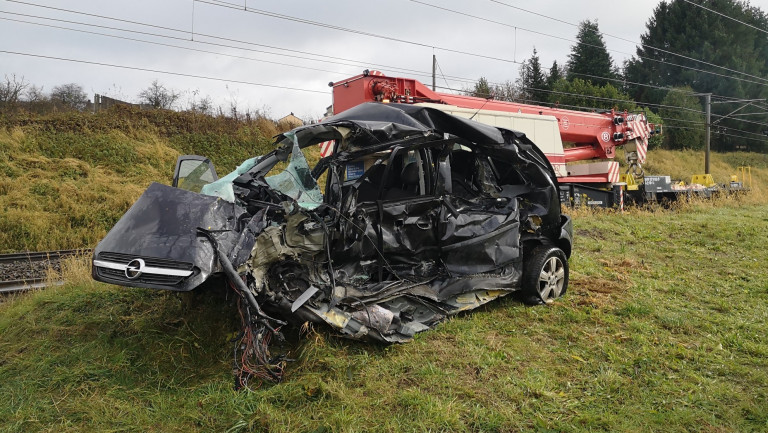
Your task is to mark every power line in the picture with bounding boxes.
[6,0,762,104]
[0,49,327,94]
[0,6,616,97]
[14,6,699,120]
[4,0,767,127]
[402,0,768,87]
[516,85,707,115]
[1,16,756,124]
[437,81,709,115]
[485,0,768,85]
[195,0,521,64]
[682,0,768,36]
[2,0,475,84]
[0,15,361,78]
[711,113,768,129]
[664,125,768,144]
[12,37,758,143]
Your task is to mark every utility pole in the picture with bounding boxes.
[705,93,711,174]
[432,54,436,91]
[704,96,766,174]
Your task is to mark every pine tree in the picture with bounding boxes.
[517,48,548,103]
[624,0,768,152]
[566,20,615,86]
[471,77,492,98]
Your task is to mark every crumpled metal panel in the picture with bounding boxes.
[92,182,246,291]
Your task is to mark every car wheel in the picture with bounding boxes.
[523,246,568,303]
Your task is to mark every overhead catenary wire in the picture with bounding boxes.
[5,9,711,120]
[664,125,768,144]
[0,8,709,102]
[0,15,362,78]
[2,13,758,126]
[3,0,767,136]
[681,0,768,36]
[0,49,328,94]
[1,0,478,84]
[484,0,768,85]
[402,0,768,87]
[436,83,709,115]
[197,0,768,89]
[464,93,764,144]
[207,0,768,90]
[3,0,760,105]
[0,10,484,88]
[194,0,520,64]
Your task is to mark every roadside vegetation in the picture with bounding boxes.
[0,106,281,252]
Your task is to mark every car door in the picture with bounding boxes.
[334,146,442,282]
[436,147,522,277]
[172,155,218,193]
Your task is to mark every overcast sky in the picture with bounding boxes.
[2,0,767,120]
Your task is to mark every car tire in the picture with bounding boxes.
[523,245,568,304]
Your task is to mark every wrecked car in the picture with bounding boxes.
[92,103,572,384]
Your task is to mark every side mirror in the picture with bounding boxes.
[172,155,218,193]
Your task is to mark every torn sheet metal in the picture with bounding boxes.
[93,102,573,384]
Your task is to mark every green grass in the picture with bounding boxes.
[1,202,767,432]
[2,108,768,431]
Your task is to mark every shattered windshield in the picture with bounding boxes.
[201,131,323,210]
[264,132,323,210]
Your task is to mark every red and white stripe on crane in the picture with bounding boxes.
[624,113,650,164]
[319,140,335,158]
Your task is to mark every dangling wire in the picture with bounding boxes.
[229,280,288,389]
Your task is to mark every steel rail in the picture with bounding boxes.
[0,249,92,264]
[0,278,65,294]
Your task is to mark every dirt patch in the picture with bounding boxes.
[571,275,624,294]
[570,275,626,308]
[575,228,606,240]
[598,258,649,273]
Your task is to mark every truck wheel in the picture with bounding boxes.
[523,246,569,303]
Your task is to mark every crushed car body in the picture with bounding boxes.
[93,103,572,383]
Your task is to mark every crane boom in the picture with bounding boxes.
[330,72,657,184]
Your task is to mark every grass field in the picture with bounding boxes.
[1,109,767,431]
[1,201,767,432]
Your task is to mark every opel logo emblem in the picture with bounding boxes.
[125,258,145,280]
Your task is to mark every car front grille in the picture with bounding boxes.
[94,251,196,287]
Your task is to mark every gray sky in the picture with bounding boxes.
[1,0,767,120]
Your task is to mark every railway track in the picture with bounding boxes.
[0,249,91,294]
[0,249,91,264]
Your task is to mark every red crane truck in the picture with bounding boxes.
[326,71,659,207]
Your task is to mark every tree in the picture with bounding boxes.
[25,85,46,103]
[490,80,517,102]
[51,83,89,111]
[0,74,28,108]
[517,48,549,102]
[469,77,492,98]
[550,78,636,112]
[138,80,180,109]
[624,0,768,152]
[546,61,563,90]
[187,89,213,114]
[566,20,616,86]
[658,87,705,150]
